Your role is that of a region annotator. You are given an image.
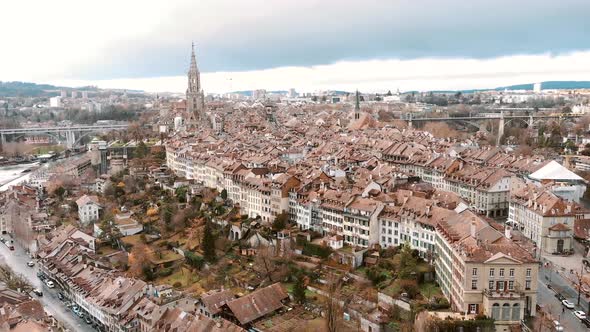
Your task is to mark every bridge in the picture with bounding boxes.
[0,124,129,148]
[403,112,582,145]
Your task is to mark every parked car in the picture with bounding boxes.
[32,288,43,296]
[26,261,34,267]
[72,306,79,314]
[84,317,92,324]
[582,318,590,328]
[45,280,55,288]
[554,293,565,301]
[57,292,64,301]
[562,300,575,309]
[552,320,564,332]
[574,310,587,320]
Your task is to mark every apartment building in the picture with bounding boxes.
[508,181,588,255]
[76,194,102,226]
[436,214,538,328]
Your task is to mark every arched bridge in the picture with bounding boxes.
[0,124,129,148]
[403,113,582,145]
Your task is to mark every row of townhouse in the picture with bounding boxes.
[289,185,539,327]
[380,143,563,218]
[435,215,538,329]
[167,146,301,223]
[36,225,245,332]
[383,149,513,218]
[508,179,589,256]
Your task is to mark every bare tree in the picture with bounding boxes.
[324,273,344,332]
[255,245,277,283]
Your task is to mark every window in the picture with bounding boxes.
[492,303,500,320]
[512,303,521,321]
[508,281,514,290]
[469,304,477,314]
[472,268,478,276]
[502,303,511,320]
[489,268,495,277]
[471,279,477,290]
[499,268,504,277]
[509,268,514,277]
[525,280,531,290]
[526,268,531,277]
[497,281,505,291]
[489,281,494,290]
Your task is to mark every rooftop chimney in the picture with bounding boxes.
[505,225,512,239]
[470,218,476,238]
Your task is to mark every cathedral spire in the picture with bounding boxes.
[190,42,198,74]
[354,90,360,120]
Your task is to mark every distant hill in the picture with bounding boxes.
[495,81,590,91]
[0,81,62,97]
[0,81,102,97]
[407,81,590,95]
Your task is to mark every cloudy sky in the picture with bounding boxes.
[2,0,590,93]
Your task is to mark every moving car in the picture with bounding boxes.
[574,310,587,320]
[27,261,35,267]
[32,288,43,296]
[562,300,575,309]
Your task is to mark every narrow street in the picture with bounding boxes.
[539,266,590,331]
[0,238,94,332]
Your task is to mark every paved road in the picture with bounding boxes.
[539,267,590,331]
[0,239,94,332]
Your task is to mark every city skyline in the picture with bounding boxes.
[2,0,590,93]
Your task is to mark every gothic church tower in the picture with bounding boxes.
[187,43,205,124]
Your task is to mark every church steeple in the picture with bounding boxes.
[354,90,360,120]
[188,42,201,92]
[186,43,205,125]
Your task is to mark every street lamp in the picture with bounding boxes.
[577,260,585,306]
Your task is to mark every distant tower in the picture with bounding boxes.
[354,90,361,120]
[187,43,205,124]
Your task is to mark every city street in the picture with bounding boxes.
[539,266,590,331]
[0,238,94,332]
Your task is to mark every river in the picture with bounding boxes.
[0,162,39,191]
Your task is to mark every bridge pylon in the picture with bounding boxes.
[497,111,505,146]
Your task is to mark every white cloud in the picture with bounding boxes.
[51,51,590,93]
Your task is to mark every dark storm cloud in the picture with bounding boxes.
[72,0,590,80]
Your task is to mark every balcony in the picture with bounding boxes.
[483,288,525,300]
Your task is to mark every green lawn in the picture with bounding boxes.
[419,282,442,299]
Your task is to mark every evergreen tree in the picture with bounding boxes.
[202,222,216,262]
[220,189,228,200]
[293,274,307,304]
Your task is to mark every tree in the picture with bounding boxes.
[220,189,228,200]
[293,273,307,305]
[272,212,288,231]
[54,186,66,199]
[175,186,187,203]
[129,242,151,278]
[255,246,278,282]
[398,241,418,279]
[201,221,216,262]
[423,122,459,139]
[135,141,149,158]
[98,219,123,248]
[324,273,346,332]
